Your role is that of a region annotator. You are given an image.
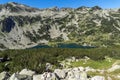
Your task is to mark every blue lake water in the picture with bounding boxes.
[30,43,95,49]
[30,45,51,49]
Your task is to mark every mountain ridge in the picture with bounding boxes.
[0,2,120,50]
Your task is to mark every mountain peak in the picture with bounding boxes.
[0,2,39,13]
[77,6,90,10]
[91,6,102,10]
[5,2,22,7]
[7,2,19,5]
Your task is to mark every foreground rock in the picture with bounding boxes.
[91,76,105,80]
[0,71,10,80]
[9,73,32,80]
[33,68,88,80]
[19,69,35,76]
[108,65,120,72]
[1,66,117,80]
[54,69,66,79]
[0,67,91,80]
[33,72,56,80]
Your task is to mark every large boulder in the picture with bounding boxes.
[33,75,42,80]
[33,72,56,80]
[66,70,75,79]
[108,65,120,72]
[72,67,81,79]
[85,67,96,72]
[79,71,88,80]
[63,68,72,73]
[66,57,76,63]
[107,76,112,80]
[91,76,105,80]
[45,63,52,72]
[46,73,56,80]
[78,67,84,71]
[54,69,66,79]
[117,75,120,79]
[66,70,88,80]
[19,69,35,76]
[0,71,10,80]
[9,73,19,80]
[16,75,32,80]
[9,73,32,80]
[72,67,80,72]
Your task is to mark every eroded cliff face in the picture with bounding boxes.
[0,2,120,49]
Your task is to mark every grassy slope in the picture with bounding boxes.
[71,59,116,69]
[0,46,120,74]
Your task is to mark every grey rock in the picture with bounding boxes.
[33,72,56,80]
[91,76,105,80]
[33,75,42,80]
[79,71,88,80]
[19,69,35,76]
[8,73,19,80]
[108,65,120,72]
[54,69,66,79]
[0,71,10,80]
[66,70,88,80]
[8,73,32,80]
[107,76,112,80]
[45,63,52,72]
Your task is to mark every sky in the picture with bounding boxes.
[0,0,120,9]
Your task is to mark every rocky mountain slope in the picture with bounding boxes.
[0,2,120,49]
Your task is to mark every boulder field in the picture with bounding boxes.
[0,67,106,80]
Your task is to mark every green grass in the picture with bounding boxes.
[110,69,120,75]
[71,59,116,69]
[87,67,120,80]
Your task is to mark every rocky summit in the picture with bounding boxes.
[0,2,120,49]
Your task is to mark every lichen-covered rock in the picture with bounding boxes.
[54,69,66,79]
[0,71,10,80]
[19,69,35,76]
[33,75,42,80]
[33,72,56,80]
[9,73,19,80]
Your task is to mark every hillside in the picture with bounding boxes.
[0,48,120,80]
[0,2,120,49]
